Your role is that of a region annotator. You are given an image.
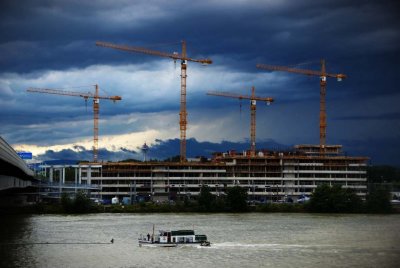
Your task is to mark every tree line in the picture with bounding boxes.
[48,183,393,214]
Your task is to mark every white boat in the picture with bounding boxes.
[138,227,210,247]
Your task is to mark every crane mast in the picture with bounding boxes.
[320,60,327,152]
[180,41,188,162]
[27,85,121,162]
[207,86,274,156]
[256,59,346,154]
[96,40,212,163]
[93,85,99,162]
[250,87,256,155]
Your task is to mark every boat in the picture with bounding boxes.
[138,227,210,247]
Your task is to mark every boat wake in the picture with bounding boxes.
[207,242,330,249]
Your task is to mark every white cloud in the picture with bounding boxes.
[1,60,288,110]
[13,128,174,159]
[0,80,13,97]
[11,110,179,157]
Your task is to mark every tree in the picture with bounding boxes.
[366,184,392,213]
[60,191,92,213]
[73,190,92,213]
[60,192,72,213]
[227,186,248,212]
[308,184,363,213]
[197,185,214,211]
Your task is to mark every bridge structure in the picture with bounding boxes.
[37,164,101,200]
[0,136,36,205]
[0,137,100,205]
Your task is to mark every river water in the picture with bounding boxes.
[0,213,399,268]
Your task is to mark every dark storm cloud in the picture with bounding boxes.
[35,137,398,165]
[1,0,398,77]
[339,137,400,166]
[1,0,398,101]
[335,112,400,121]
[149,138,289,159]
[38,148,92,161]
[37,147,138,162]
[120,147,138,154]
[72,145,86,151]
[36,137,289,162]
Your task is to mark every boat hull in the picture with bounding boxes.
[138,239,209,247]
[138,228,210,247]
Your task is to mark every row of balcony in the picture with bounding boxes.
[99,184,367,190]
[95,186,367,197]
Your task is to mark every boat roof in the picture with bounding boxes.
[158,230,195,236]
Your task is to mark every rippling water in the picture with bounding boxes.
[1,213,399,268]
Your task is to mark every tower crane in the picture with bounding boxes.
[207,86,274,156]
[256,59,346,154]
[27,84,121,162]
[95,40,212,163]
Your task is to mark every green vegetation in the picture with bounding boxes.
[308,184,363,213]
[9,187,394,214]
[194,185,249,212]
[10,167,398,214]
[60,191,92,213]
[197,185,215,211]
[226,186,248,212]
[366,184,392,213]
[307,184,394,213]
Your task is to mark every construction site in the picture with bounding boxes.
[31,40,368,203]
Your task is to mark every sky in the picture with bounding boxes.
[0,0,399,165]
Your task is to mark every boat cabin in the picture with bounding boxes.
[157,230,207,244]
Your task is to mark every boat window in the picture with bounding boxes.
[171,230,195,236]
[195,235,207,241]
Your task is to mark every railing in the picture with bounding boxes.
[33,181,101,189]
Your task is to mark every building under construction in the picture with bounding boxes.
[40,144,368,203]
[34,42,368,203]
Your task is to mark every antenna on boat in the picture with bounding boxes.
[152,224,155,242]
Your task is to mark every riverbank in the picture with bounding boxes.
[2,201,398,215]
[0,202,305,214]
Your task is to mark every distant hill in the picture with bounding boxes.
[34,138,292,163]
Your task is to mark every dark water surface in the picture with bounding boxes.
[1,213,399,267]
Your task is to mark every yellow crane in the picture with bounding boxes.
[256,59,346,154]
[95,40,212,162]
[27,84,121,162]
[207,86,274,156]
